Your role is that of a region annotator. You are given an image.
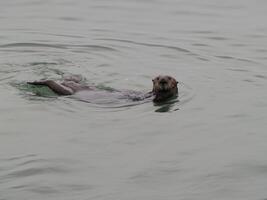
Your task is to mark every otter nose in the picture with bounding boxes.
[159,79,167,84]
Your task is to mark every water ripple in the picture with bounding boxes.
[68,44,119,52]
[0,43,118,52]
[216,55,259,64]
[0,155,72,184]
[96,38,198,55]
[0,43,66,49]
[5,167,68,179]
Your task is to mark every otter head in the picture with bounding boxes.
[152,75,178,102]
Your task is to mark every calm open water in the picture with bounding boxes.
[1,0,267,199]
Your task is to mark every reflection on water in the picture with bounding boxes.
[1,0,267,199]
[153,97,179,113]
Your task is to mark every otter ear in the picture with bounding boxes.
[176,81,179,85]
[152,79,155,83]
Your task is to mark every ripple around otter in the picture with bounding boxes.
[14,80,192,113]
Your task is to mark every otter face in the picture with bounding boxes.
[152,75,178,102]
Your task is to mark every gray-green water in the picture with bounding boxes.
[1,0,267,199]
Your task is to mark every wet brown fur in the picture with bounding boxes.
[152,75,178,102]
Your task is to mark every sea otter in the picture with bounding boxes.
[28,75,178,103]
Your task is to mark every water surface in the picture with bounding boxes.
[1,0,267,199]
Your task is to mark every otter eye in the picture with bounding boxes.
[168,76,172,80]
[156,77,160,81]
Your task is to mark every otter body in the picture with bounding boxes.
[28,75,178,103]
[73,89,152,104]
